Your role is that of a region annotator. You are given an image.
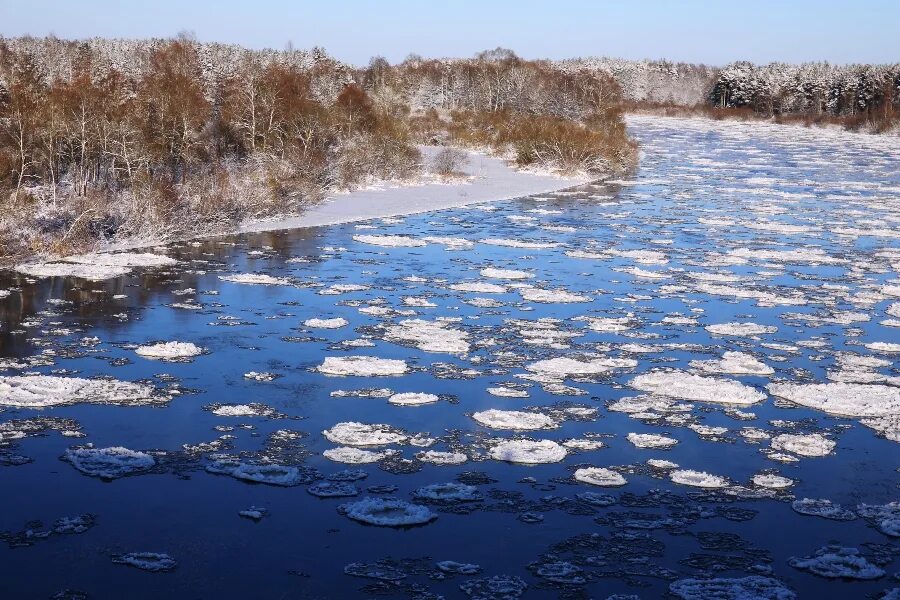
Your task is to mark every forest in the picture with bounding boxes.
[0,37,636,262]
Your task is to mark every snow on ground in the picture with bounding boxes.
[240,147,586,234]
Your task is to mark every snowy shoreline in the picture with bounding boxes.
[96,147,589,255]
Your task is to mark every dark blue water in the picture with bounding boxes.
[1,116,898,599]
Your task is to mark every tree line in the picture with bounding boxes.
[0,37,636,262]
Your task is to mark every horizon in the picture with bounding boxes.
[1,0,898,67]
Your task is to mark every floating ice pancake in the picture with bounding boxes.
[519,287,591,303]
[384,319,470,354]
[112,552,177,572]
[449,282,507,294]
[323,447,396,464]
[481,238,559,249]
[135,341,203,361]
[576,316,637,332]
[574,467,627,487]
[304,317,349,329]
[388,392,439,406]
[856,503,900,537]
[323,422,406,446]
[526,357,637,378]
[789,546,884,579]
[340,497,436,527]
[626,432,678,449]
[488,386,530,398]
[670,469,728,488]
[206,461,312,486]
[219,273,292,285]
[752,473,794,489]
[416,450,468,465]
[16,262,131,281]
[308,481,359,498]
[208,403,281,418]
[471,409,555,431]
[422,236,474,250]
[352,234,427,247]
[460,575,528,600]
[489,439,567,464]
[629,371,766,405]
[767,382,900,419]
[413,483,481,503]
[66,252,177,268]
[669,576,796,600]
[0,375,162,408]
[65,446,155,479]
[866,342,900,353]
[705,322,778,336]
[728,247,843,265]
[791,498,857,521]
[479,268,533,280]
[690,351,774,376]
[770,433,835,457]
[317,356,408,376]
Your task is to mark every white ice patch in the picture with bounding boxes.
[789,546,884,579]
[705,322,778,336]
[323,422,406,446]
[0,375,160,408]
[219,273,291,286]
[416,450,468,465]
[690,351,774,376]
[670,469,728,488]
[626,432,678,449]
[479,268,533,280]
[384,319,470,354]
[135,341,203,360]
[630,371,766,405]
[752,473,794,489]
[318,356,408,376]
[353,234,427,247]
[526,357,637,378]
[574,467,627,487]
[520,287,592,304]
[66,252,177,268]
[481,238,559,249]
[669,576,796,600]
[450,282,507,294]
[489,439,567,464]
[65,446,155,479]
[767,382,900,418]
[472,409,555,431]
[16,262,131,281]
[388,392,439,406]
[206,461,309,486]
[341,497,436,527]
[770,433,835,457]
[323,447,396,464]
[304,317,349,329]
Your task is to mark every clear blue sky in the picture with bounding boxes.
[1,0,897,66]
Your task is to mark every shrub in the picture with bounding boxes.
[430,147,469,177]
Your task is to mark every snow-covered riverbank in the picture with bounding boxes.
[238,147,589,234]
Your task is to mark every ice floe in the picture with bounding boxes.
[64,446,155,479]
[630,371,766,405]
[340,497,436,527]
[317,356,408,376]
[489,439,567,464]
[574,467,627,487]
[472,409,555,430]
[135,341,203,360]
[0,375,161,408]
